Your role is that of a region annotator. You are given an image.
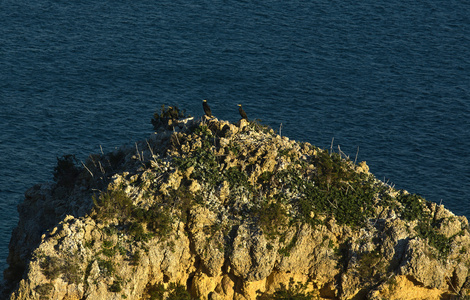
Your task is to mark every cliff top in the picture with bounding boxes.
[4,107,470,300]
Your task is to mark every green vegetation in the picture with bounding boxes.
[225,166,251,190]
[256,199,288,239]
[174,124,221,188]
[151,105,189,131]
[100,240,126,258]
[278,231,298,257]
[39,254,83,284]
[357,250,383,279]
[415,220,453,260]
[35,283,54,300]
[93,189,134,221]
[97,258,115,277]
[93,111,459,264]
[92,189,173,240]
[109,279,123,293]
[39,256,62,280]
[248,119,275,135]
[395,191,457,259]
[128,250,141,266]
[297,151,380,227]
[397,192,427,221]
[146,283,195,300]
[256,278,315,300]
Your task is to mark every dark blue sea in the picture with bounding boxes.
[1,0,469,282]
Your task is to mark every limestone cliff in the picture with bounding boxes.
[2,113,470,300]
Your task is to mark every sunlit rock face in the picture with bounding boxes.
[4,114,470,300]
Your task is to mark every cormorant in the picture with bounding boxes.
[203,99,212,117]
[238,104,248,120]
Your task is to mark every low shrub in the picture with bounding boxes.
[53,154,80,188]
[256,278,314,299]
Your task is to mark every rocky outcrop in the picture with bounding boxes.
[2,114,470,299]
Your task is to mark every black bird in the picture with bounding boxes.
[203,99,212,117]
[238,104,248,120]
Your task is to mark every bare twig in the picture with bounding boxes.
[445,275,458,294]
[373,207,385,227]
[135,142,142,161]
[146,140,162,171]
[354,146,359,165]
[172,127,180,145]
[337,145,349,160]
[330,137,334,155]
[327,197,337,209]
[81,161,94,177]
[98,161,105,175]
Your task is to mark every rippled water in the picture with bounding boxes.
[1,0,469,282]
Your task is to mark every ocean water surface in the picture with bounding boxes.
[1,0,469,282]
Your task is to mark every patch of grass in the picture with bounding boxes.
[256,199,288,238]
[39,256,62,280]
[92,187,174,240]
[39,255,83,284]
[415,221,452,260]
[101,240,117,257]
[228,142,241,155]
[36,283,54,300]
[393,192,454,259]
[290,151,380,227]
[357,250,383,279]
[147,282,195,300]
[109,279,123,293]
[225,166,251,191]
[144,205,173,238]
[278,232,298,257]
[256,278,314,300]
[97,258,115,277]
[62,262,83,285]
[85,239,95,249]
[248,119,274,135]
[128,222,153,242]
[93,189,134,221]
[257,171,273,186]
[167,283,193,300]
[175,147,220,188]
[129,250,141,266]
[147,283,166,300]
[396,192,428,221]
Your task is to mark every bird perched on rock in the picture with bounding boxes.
[238,104,248,120]
[202,99,212,117]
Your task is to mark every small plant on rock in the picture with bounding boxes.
[256,278,314,300]
[53,154,80,188]
[151,105,188,130]
[35,283,54,300]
